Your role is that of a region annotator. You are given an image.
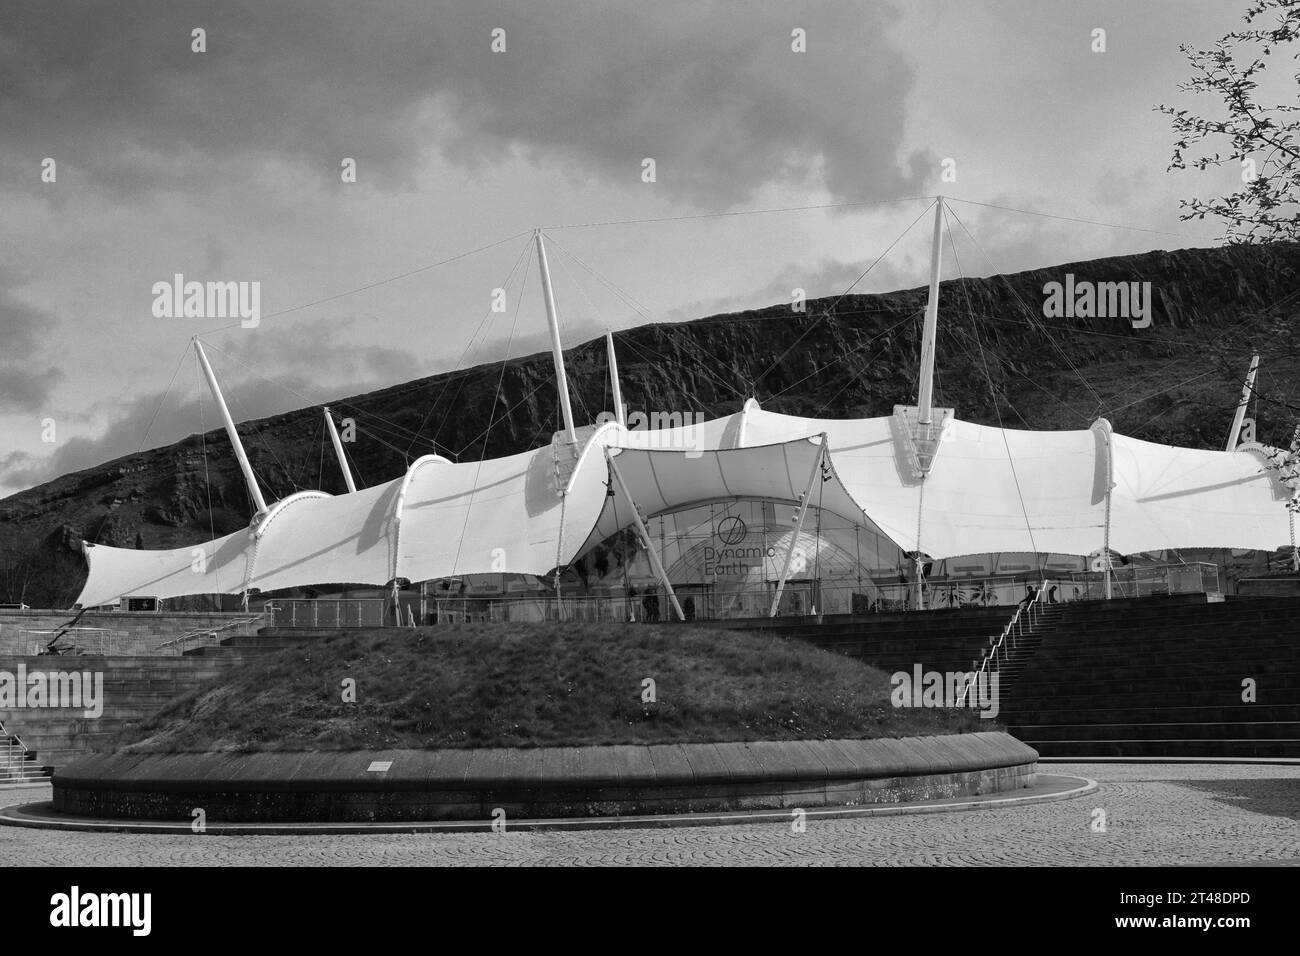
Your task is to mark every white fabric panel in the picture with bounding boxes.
[396,444,607,579]
[741,409,1108,558]
[1108,436,1289,553]
[919,421,1105,558]
[614,408,745,452]
[740,409,922,551]
[78,529,251,607]
[251,482,399,592]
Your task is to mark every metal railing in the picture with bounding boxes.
[427,577,1037,624]
[0,718,30,780]
[155,616,264,655]
[958,587,1044,707]
[18,627,129,656]
[271,599,387,629]
[257,564,1222,630]
[1068,562,1220,600]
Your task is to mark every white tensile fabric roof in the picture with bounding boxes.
[75,400,1294,607]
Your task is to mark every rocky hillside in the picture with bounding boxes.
[3,241,1298,606]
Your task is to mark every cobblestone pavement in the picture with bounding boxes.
[2,764,1298,866]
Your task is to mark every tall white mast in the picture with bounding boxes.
[535,229,578,442]
[1225,353,1260,451]
[768,437,826,618]
[194,338,268,515]
[916,197,944,425]
[323,406,357,493]
[606,331,626,428]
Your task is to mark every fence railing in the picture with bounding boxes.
[1068,562,1220,601]
[427,576,1037,624]
[155,616,264,655]
[17,627,129,656]
[260,564,1221,629]
[270,599,388,629]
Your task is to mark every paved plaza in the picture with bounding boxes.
[2,763,1298,866]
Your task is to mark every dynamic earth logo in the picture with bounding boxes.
[716,516,747,545]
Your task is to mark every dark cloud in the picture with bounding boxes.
[0,323,419,494]
[0,271,64,412]
[0,0,925,205]
[0,377,286,496]
[0,308,606,495]
[0,364,65,413]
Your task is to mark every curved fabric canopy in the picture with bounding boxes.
[576,435,872,556]
[75,399,1296,607]
[738,408,1108,557]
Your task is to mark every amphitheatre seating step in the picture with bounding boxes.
[1014,664,1300,683]
[794,593,1300,759]
[1026,644,1300,662]
[1005,692,1300,713]
[1005,704,1300,722]
[1029,739,1300,759]
[1010,722,1300,742]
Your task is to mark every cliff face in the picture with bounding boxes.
[3,241,1298,606]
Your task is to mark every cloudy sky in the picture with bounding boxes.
[0,0,1269,496]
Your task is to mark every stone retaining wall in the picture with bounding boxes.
[0,610,266,656]
[53,732,1037,822]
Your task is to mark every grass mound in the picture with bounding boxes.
[110,623,988,753]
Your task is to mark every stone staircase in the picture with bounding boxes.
[985,601,1068,688]
[1,718,49,784]
[999,594,1300,758]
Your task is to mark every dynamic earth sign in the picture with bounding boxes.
[703,543,780,577]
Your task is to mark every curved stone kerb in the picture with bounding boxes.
[51,732,1038,822]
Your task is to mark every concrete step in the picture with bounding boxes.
[1009,721,1300,741]
[1027,738,1300,759]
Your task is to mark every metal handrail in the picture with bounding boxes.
[155,616,262,654]
[0,718,30,778]
[958,587,1044,706]
[0,718,25,751]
